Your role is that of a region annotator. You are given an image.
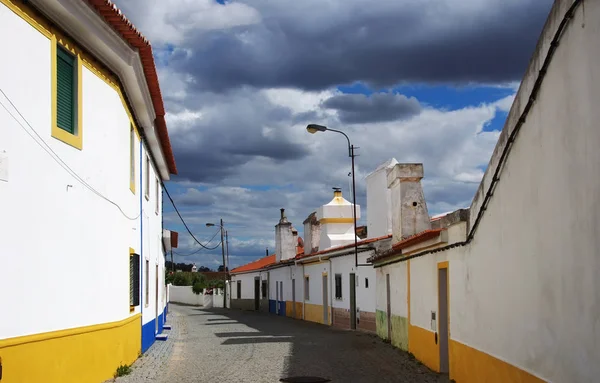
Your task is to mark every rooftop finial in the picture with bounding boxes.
[333,187,342,197]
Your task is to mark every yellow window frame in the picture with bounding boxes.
[51,35,83,150]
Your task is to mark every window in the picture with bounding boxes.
[129,251,140,309]
[261,280,267,298]
[365,277,369,288]
[52,41,82,149]
[335,274,342,299]
[155,178,160,214]
[145,259,150,306]
[237,281,242,299]
[304,276,310,300]
[144,155,150,200]
[129,125,135,192]
[56,46,76,134]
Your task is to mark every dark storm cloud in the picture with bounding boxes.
[322,93,421,123]
[170,0,553,92]
[167,90,311,183]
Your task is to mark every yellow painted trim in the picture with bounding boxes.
[407,259,411,322]
[438,261,450,373]
[129,125,136,194]
[0,0,52,39]
[301,259,329,265]
[0,314,141,383]
[449,339,545,383]
[51,37,83,150]
[2,0,142,157]
[409,324,440,372]
[0,314,140,349]
[129,247,135,255]
[319,218,354,224]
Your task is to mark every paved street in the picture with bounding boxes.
[111,304,449,383]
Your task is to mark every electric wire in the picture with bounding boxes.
[161,183,224,250]
[0,88,141,220]
[173,229,223,256]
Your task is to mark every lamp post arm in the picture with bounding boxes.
[326,128,352,157]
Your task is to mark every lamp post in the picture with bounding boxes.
[206,219,228,308]
[306,124,368,269]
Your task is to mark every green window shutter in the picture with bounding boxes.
[56,46,75,134]
[130,253,140,306]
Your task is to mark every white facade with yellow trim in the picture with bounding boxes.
[0,0,174,382]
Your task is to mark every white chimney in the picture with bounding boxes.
[303,212,320,255]
[275,208,295,262]
[316,188,360,250]
[366,158,398,239]
[387,163,431,243]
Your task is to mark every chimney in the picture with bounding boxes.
[387,163,431,243]
[366,158,398,239]
[275,208,295,262]
[303,212,320,255]
[266,248,269,257]
[316,188,360,250]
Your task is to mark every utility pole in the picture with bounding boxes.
[220,218,227,308]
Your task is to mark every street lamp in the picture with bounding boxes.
[206,219,228,308]
[306,124,366,268]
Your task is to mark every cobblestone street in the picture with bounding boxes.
[110,304,449,383]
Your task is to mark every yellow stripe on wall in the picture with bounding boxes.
[449,340,546,383]
[408,324,439,372]
[0,314,141,383]
[303,303,331,325]
[285,301,303,319]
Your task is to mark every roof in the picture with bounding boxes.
[295,234,392,261]
[368,229,444,263]
[86,0,177,175]
[230,254,276,274]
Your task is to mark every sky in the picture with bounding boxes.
[115,0,554,270]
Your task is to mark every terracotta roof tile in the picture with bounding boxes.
[85,0,177,175]
[295,234,392,261]
[230,254,276,274]
[369,229,444,263]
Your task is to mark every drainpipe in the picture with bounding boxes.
[139,140,143,343]
[328,258,332,326]
[302,263,306,320]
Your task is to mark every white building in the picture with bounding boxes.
[0,0,177,381]
[368,1,600,382]
[230,188,392,333]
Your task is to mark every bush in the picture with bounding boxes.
[192,281,207,295]
[114,364,132,377]
[208,279,225,289]
[172,272,192,286]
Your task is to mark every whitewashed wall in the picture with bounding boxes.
[268,266,292,301]
[408,2,600,381]
[168,285,203,306]
[302,262,331,306]
[0,5,143,339]
[231,272,259,299]
[330,251,377,313]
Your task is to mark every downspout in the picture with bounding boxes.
[328,258,332,326]
[302,262,306,320]
[139,139,143,341]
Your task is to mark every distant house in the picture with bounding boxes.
[0,0,177,381]
[191,264,198,273]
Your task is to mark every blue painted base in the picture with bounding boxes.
[141,307,167,353]
[269,299,276,314]
[268,299,286,316]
